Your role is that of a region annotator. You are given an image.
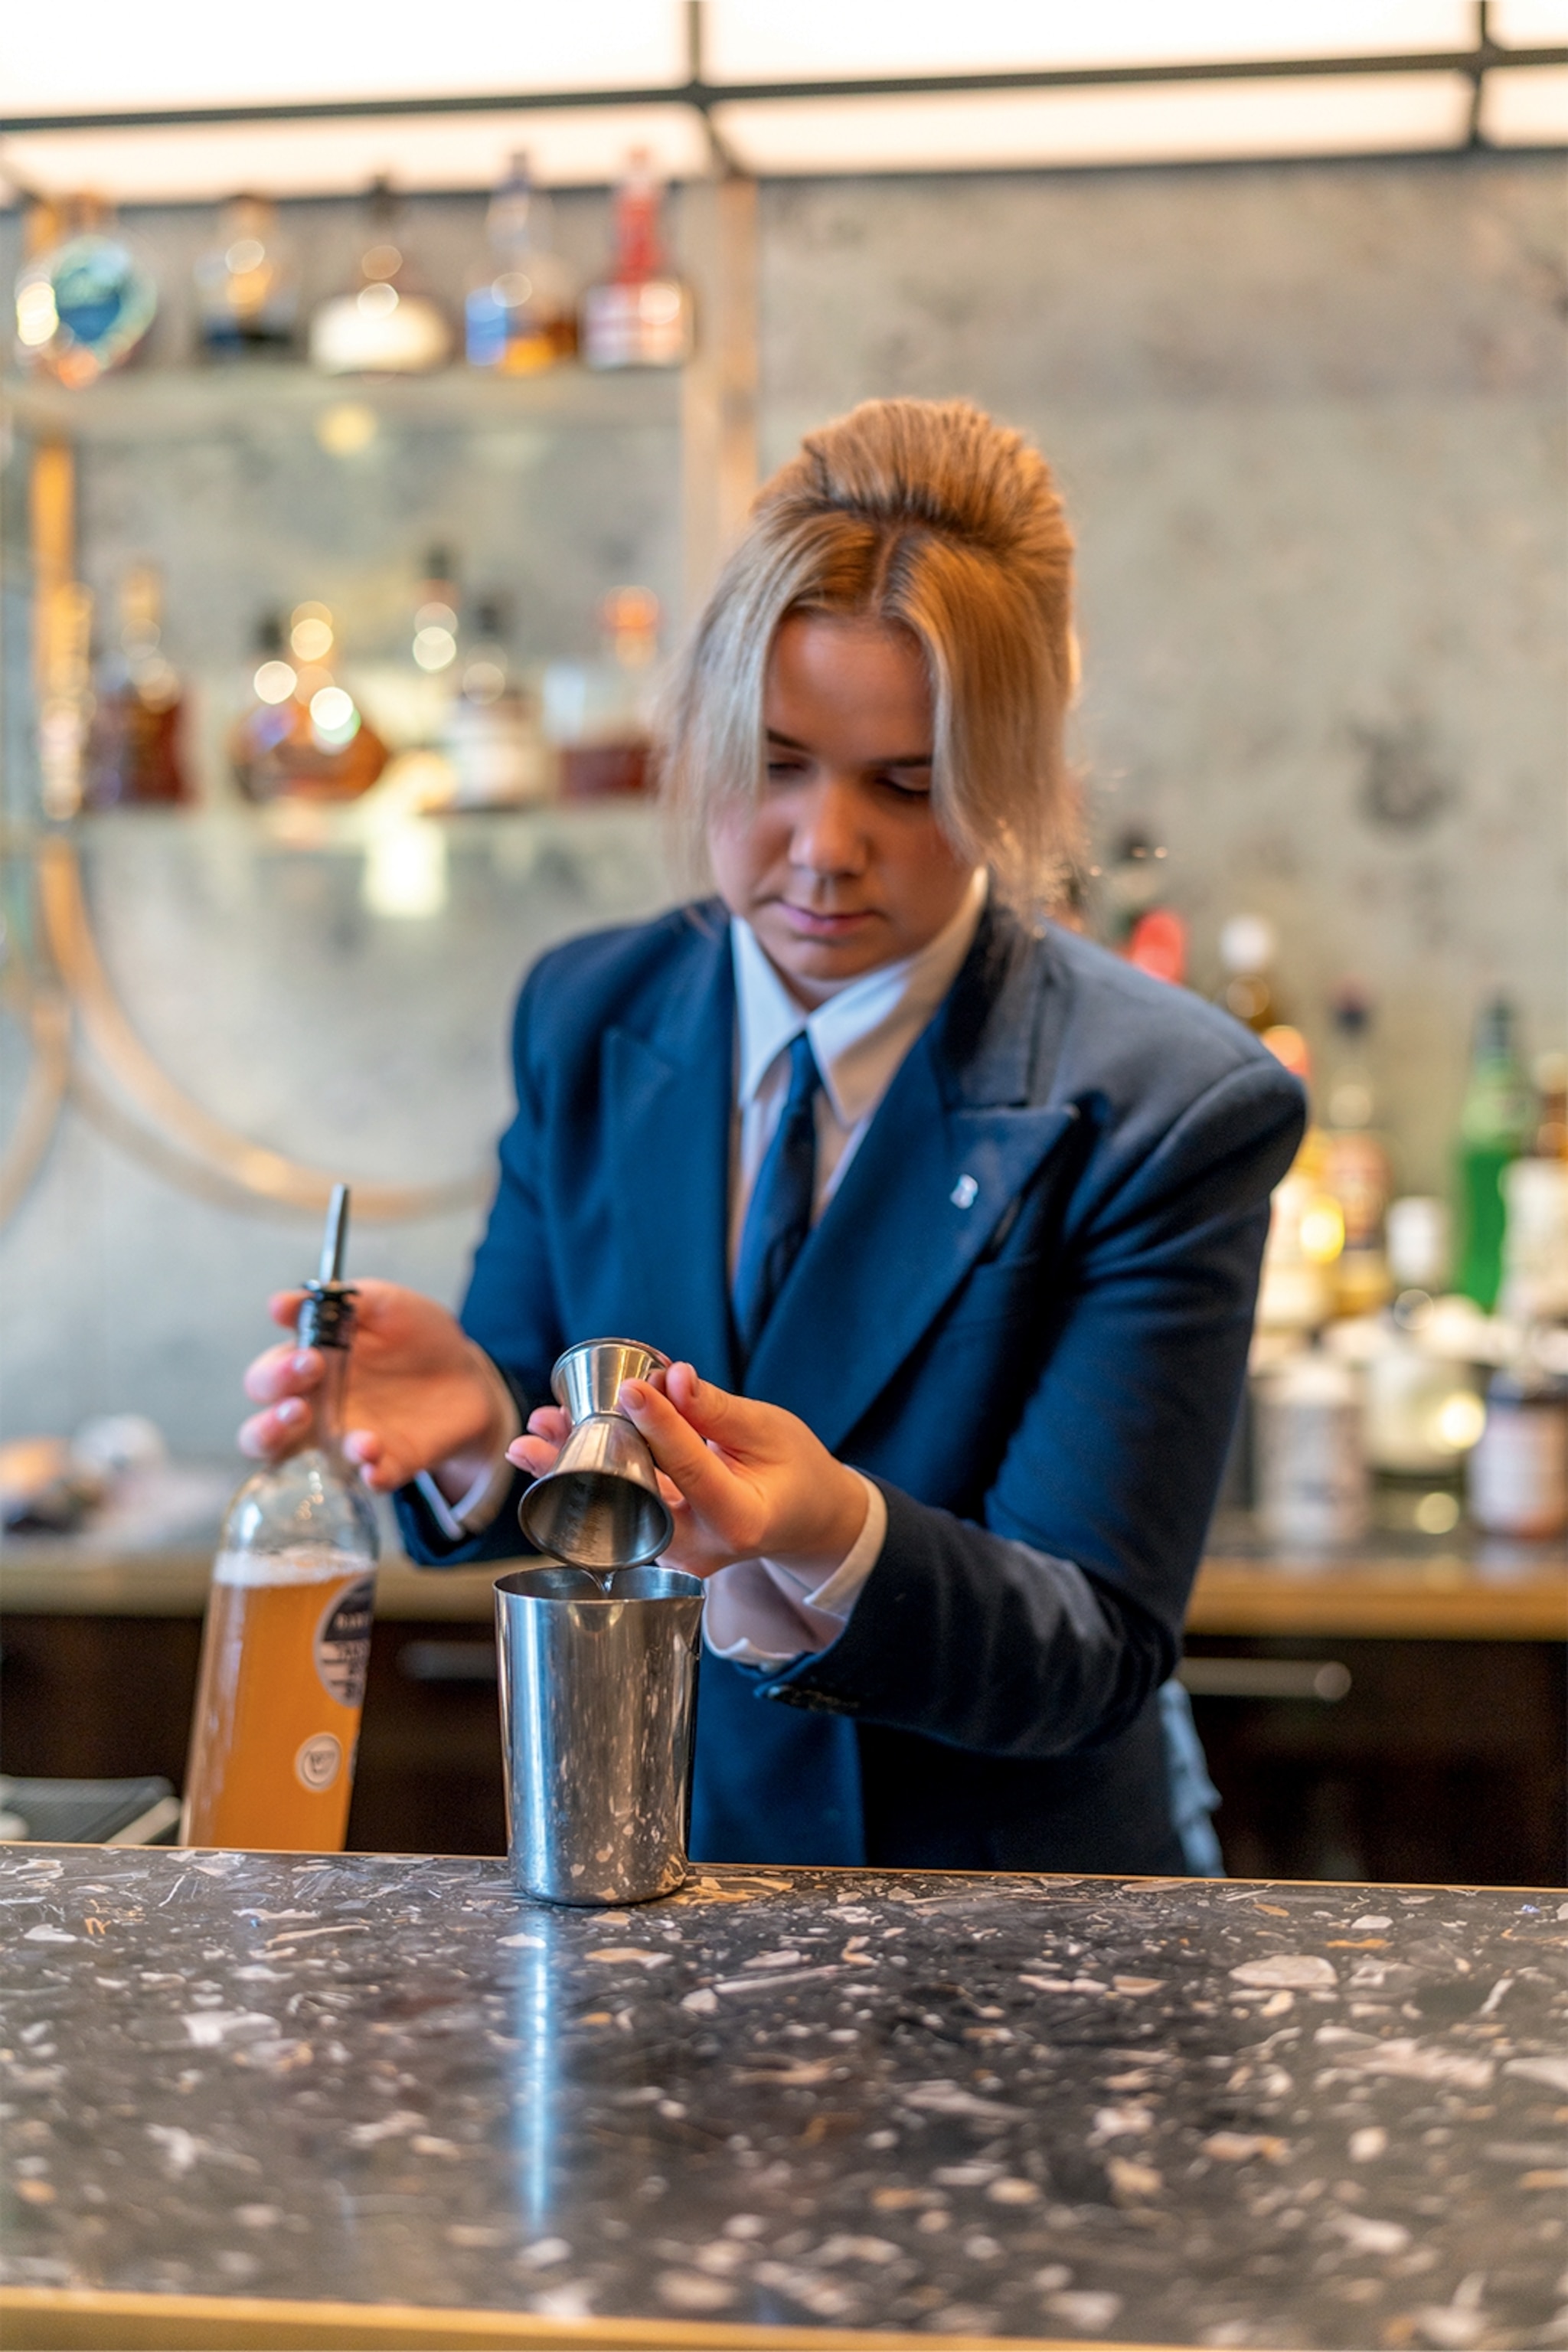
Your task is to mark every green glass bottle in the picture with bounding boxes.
[1454,997,1530,1310]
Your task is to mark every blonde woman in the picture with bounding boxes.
[243,398,1303,1874]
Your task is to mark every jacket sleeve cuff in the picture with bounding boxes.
[394,1354,533,1569]
[411,1351,524,1539]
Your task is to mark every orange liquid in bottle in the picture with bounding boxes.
[181,1548,375,1850]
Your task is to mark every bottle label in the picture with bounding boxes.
[1469,1407,1568,1535]
[315,1576,375,1707]
[1258,1395,1368,1546]
[295,1733,343,1792]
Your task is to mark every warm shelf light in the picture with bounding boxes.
[705,0,1481,80]
[0,1,684,114]
[1491,0,1568,38]
[0,107,710,204]
[0,1,1559,200]
[715,72,1475,175]
[1481,60,1568,137]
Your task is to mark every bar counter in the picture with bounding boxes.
[3,1540,1565,1638]
[2,1848,1564,2350]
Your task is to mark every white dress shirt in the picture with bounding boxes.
[422,869,989,1670]
[707,867,988,1664]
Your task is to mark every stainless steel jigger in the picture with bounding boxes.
[516,1338,675,1570]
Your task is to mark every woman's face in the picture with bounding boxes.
[708,612,977,1004]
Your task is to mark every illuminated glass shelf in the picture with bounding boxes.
[1,362,683,446]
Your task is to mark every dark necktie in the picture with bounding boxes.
[733,1031,823,1362]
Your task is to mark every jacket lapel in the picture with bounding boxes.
[604,919,739,1389]
[746,910,1078,1455]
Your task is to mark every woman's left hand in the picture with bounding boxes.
[507,1361,867,1583]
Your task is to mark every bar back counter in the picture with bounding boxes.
[2,1847,1564,2350]
[4,1534,1563,1883]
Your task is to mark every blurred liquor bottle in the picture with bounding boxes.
[1253,1347,1368,1548]
[309,182,451,376]
[1531,1051,1568,1161]
[1253,1026,1342,1335]
[1360,1289,1484,1522]
[1355,1200,1482,1531]
[579,152,693,371]
[34,573,94,822]
[230,604,387,802]
[466,154,577,373]
[1454,996,1530,1312]
[1499,1052,1568,1329]
[14,196,157,388]
[1101,826,1186,983]
[1386,1194,1450,1296]
[1102,825,1167,943]
[332,549,464,765]
[1469,1363,1568,1539]
[409,550,461,703]
[1216,914,1284,1034]
[194,195,299,358]
[84,564,191,808]
[1125,906,1187,985]
[440,598,552,808]
[544,586,662,797]
[1321,986,1392,1318]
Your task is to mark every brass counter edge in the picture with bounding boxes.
[0,2285,1197,2352]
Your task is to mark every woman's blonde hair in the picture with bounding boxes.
[662,396,1077,913]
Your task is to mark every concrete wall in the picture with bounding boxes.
[1,152,1563,1454]
[759,158,1567,1186]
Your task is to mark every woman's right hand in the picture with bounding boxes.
[239,1280,506,1496]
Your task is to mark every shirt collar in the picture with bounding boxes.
[731,868,988,1128]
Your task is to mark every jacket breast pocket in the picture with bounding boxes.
[940,1250,1051,1338]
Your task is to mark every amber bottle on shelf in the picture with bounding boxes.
[1216,913,1284,1034]
[1321,987,1392,1318]
[466,153,577,373]
[230,605,387,802]
[544,586,662,798]
[194,194,299,358]
[84,564,192,808]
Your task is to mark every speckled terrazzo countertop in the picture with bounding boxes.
[2,1851,1565,2350]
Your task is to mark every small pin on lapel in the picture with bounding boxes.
[951,1173,978,1210]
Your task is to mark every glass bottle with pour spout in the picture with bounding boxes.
[181,1187,380,1851]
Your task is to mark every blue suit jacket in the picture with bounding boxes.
[397,900,1304,1875]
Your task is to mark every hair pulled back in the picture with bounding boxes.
[662,396,1077,912]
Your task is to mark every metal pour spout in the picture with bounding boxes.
[299,1183,358,1351]
[317,1181,350,1288]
